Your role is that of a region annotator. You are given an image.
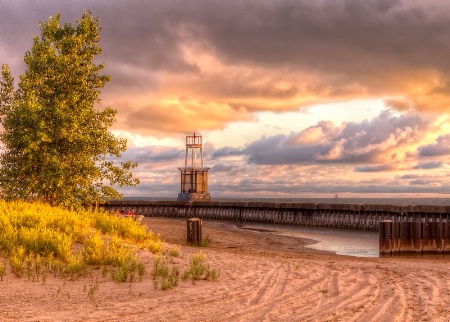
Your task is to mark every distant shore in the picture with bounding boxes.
[122,196,450,205]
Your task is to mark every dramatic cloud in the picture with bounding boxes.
[354,164,395,173]
[241,111,429,165]
[3,1,450,198]
[413,161,444,169]
[410,179,433,185]
[3,0,450,136]
[121,146,183,163]
[418,134,450,157]
[211,147,244,159]
[210,164,246,177]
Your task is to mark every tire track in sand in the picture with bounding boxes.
[221,262,295,321]
[226,261,339,321]
[356,273,406,321]
[294,266,380,321]
[247,265,283,306]
[250,263,291,321]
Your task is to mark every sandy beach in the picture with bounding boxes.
[1,217,450,321]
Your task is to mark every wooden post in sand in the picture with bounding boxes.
[187,218,202,245]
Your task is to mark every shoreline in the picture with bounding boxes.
[150,217,335,257]
[1,216,450,321]
[232,222,334,254]
[200,219,378,258]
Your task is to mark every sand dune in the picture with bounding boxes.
[1,217,450,321]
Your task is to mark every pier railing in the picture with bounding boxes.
[102,201,450,231]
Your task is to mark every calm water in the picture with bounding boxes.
[214,197,450,206]
[240,223,379,258]
[123,196,450,206]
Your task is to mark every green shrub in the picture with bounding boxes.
[137,262,145,281]
[182,251,220,284]
[152,253,179,290]
[198,235,212,247]
[112,266,128,283]
[205,266,220,281]
[168,246,180,257]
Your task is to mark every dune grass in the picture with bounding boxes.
[0,200,162,282]
[151,252,180,290]
[182,251,220,284]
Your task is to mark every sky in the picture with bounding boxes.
[1,0,450,199]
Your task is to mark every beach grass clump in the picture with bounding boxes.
[182,251,220,284]
[87,279,100,300]
[151,252,179,290]
[0,200,162,282]
[167,246,180,257]
[198,235,212,247]
[0,261,5,280]
[9,245,26,277]
[63,253,88,278]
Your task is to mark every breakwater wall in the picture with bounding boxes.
[102,201,450,231]
[379,221,450,254]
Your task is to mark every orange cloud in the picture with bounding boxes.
[112,95,253,137]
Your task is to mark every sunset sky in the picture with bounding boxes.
[2,0,450,199]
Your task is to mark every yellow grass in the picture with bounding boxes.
[0,200,162,281]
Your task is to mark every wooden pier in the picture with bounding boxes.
[103,200,450,231]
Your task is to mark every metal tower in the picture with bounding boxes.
[177,133,211,201]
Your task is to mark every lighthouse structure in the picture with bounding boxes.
[177,133,211,201]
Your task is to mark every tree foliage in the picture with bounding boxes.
[0,10,139,207]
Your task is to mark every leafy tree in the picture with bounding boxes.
[0,10,139,208]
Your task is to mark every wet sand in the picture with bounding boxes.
[1,217,450,321]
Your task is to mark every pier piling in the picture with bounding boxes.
[379,220,450,255]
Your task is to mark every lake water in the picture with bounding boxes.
[239,223,379,258]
